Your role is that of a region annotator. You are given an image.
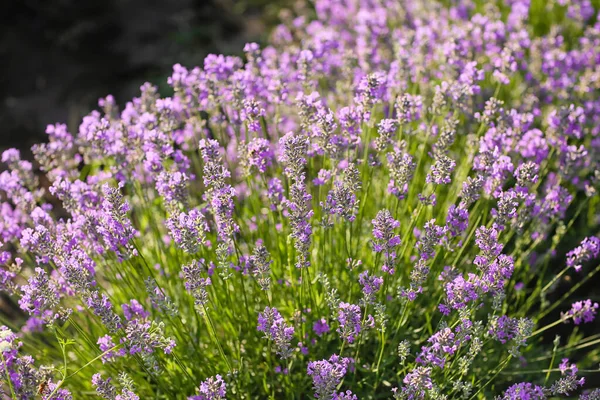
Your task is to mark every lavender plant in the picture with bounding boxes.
[2,0,600,398]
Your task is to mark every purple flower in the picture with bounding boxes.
[249,244,272,291]
[559,358,578,376]
[313,169,332,186]
[199,139,238,243]
[283,175,314,269]
[358,271,383,304]
[266,178,285,210]
[322,179,358,223]
[375,119,398,150]
[387,149,415,200]
[416,220,447,261]
[42,381,73,400]
[189,375,226,400]
[182,260,212,310]
[488,315,521,344]
[394,367,433,400]
[333,390,358,400]
[416,328,460,369]
[475,226,503,263]
[241,99,265,133]
[257,307,295,358]
[337,302,362,343]
[96,184,138,260]
[580,389,600,400]
[122,319,176,368]
[491,190,519,230]
[446,205,469,237]
[246,138,273,173]
[500,382,546,400]
[86,291,122,333]
[441,274,480,314]
[307,354,353,399]
[122,299,149,321]
[92,374,117,399]
[566,236,600,272]
[372,209,401,273]
[426,155,455,185]
[562,299,598,325]
[396,94,423,124]
[279,132,309,178]
[166,209,207,254]
[19,268,59,316]
[97,335,126,363]
[313,319,330,336]
[517,129,549,164]
[155,171,189,205]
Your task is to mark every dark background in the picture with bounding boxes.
[0,0,288,153]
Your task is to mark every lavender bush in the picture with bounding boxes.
[2,0,600,398]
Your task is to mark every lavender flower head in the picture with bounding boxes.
[499,382,546,400]
[566,236,600,272]
[372,209,401,273]
[307,354,353,399]
[562,299,598,325]
[188,375,226,400]
[166,209,207,254]
[257,306,295,359]
[337,302,362,343]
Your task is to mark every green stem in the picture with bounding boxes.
[1,352,17,400]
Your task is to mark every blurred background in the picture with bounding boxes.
[0,0,291,153]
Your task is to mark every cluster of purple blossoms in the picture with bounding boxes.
[182,260,212,311]
[249,243,272,291]
[562,299,598,325]
[18,267,59,317]
[199,139,239,243]
[166,209,207,254]
[307,354,353,399]
[375,119,399,151]
[416,327,460,369]
[97,334,127,363]
[566,236,600,272]
[426,154,456,186]
[393,367,433,400]
[499,382,546,400]
[387,148,416,200]
[257,307,295,359]
[358,271,384,305]
[313,319,330,337]
[122,319,176,370]
[86,291,123,333]
[336,302,363,344]
[92,373,140,400]
[122,299,150,321]
[321,165,360,225]
[446,205,469,238]
[241,99,266,133]
[244,137,274,174]
[96,184,139,260]
[188,375,227,400]
[279,132,313,268]
[416,220,447,261]
[372,209,401,274]
[156,171,190,206]
[488,315,533,355]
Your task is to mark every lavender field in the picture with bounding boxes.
[1,0,600,398]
